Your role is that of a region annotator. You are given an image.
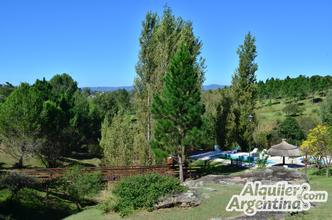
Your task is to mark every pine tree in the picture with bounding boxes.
[231,32,258,151]
[152,44,204,182]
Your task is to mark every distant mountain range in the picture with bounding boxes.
[84,84,225,92]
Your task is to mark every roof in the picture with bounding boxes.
[267,139,302,157]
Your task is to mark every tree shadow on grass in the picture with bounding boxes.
[0,188,77,220]
[188,163,248,179]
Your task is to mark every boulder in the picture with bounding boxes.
[154,190,200,209]
[184,167,308,187]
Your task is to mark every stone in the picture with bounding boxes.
[154,190,201,209]
[183,167,308,187]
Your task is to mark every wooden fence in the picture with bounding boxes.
[10,165,176,182]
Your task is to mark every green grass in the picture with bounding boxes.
[285,169,332,220]
[0,149,44,168]
[255,96,323,128]
[0,149,101,168]
[65,183,243,220]
[65,168,332,220]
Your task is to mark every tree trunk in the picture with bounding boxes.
[17,155,24,168]
[76,202,82,210]
[326,167,329,177]
[178,155,184,182]
[305,153,308,175]
[147,87,152,164]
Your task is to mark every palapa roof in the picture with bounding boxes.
[267,139,302,157]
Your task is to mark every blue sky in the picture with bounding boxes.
[0,0,331,87]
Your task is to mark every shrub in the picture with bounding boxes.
[59,166,103,209]
[256,149,269,168]
[312,168,332,176]
[110,173,186,216]
[0,172,37,200]
[282,103,303,116]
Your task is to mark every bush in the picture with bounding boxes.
[282,103,303,116]
[256,150,269,168]
[312,168,332,176]
[0,172,37,200]
[59,166,103,209]
[110,173,186,216]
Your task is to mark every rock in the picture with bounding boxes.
[183,180,204,188]
[183,167,307,188]
[154,190,201,209]
[203,187,217,192]
[202,192,210,199]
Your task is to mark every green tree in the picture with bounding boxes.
[39,100,66,167]
[134,7,204,165]
[301,124,332,174]
[0,84,43,167]
[59,166,103,209]
[152,44,204,182]
[231,32,258,151]
[278,117,305,145]
[100,112,136,166]
[0,82,15,103]
[321,91,332,126]
[282,103,303,116]
[134,12,158,164]
[49,73,78,100]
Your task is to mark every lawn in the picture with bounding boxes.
[65,183,243,220]
[0,150,44,168]
[0,148,101,169]
[65,168,332,220]
[285,169,332,220]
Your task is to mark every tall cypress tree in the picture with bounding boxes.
[134,12,159,164]
[134,6,204,164]
[152,43,204,182]
[231,32,258,151]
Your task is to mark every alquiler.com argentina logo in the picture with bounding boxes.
[226,181,328,216]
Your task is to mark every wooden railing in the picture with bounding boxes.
[9,165,175,182]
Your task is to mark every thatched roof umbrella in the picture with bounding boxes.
[267,139,303,165]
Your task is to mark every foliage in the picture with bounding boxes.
[0,82,15,103]
[201,89,236,149]
[297,115,320,134]
[59,166,103,209]
[152,43,204,181]
[256,149,269,168]
[0,172,37,200]
[0,83,44,167]
[134,6,205,165]
[231,32,258,151]
[39,100,67,167]
[93,89,131,121]
[282,103,303,116]
[257,75,332,100]
[321,91,332,126]
[111,173,186,216]
[100,112,137,166]
[278,117,305,145]
[301,124,332,174]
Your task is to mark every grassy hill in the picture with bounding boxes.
[256,95,323,128]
